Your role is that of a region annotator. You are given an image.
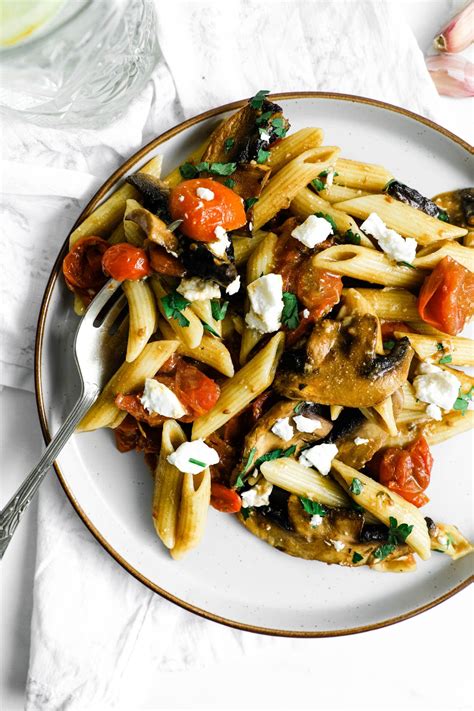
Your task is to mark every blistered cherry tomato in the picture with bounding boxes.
[211,482,242,513]
[371,436,433,507]
[418,256,474,336]
[63,236,109,292]
[174,362,220,417]
[296,263,342,320]
[102,243,151,281]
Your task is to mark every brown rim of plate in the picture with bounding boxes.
[34,91,474,638]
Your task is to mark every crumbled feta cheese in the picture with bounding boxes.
[360,212,417,264]
[291,214,333,248]
[437,534,448,546]
[259,129,271,142]
[178,195,185,202]
[177,277,221,301]
[241,479,273,508]
[208,225,230,258]
[354,437,369,446]
[298,443,338,475]
[426,403,442,421]
[330,540,346,552]
[413,362,461,411]
[245,273,283,333]
[325,169,336,188]
[271,417,294,441]
[226,275,241,295]
[293,415,322,433]
[140,378,186,418]
[310,514,323,527]
[167,439,219,475]
[196,186,215,201]
[302,309,310,319]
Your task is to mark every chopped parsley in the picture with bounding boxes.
[318,168,338,178]
[202,321,220,337]
[179,161,237,179]
[241,507,252,520]
[300,497,326,517]
[311,178,325,192]
[224,177,236,189]
[397,261,416,269]
[387,516,413,545]
[224,137,235,152]
[373,543,396,560]
[281,292,299,330]
[438,211,449,222]
[453,386,473,414]
[179,162,199,179]
[271,116,287,138]
[255,110,273,126]
[244,196,259,211]
[189,458,206,467]
[211,299,229,321]
[250,89,270,110]
[257,147,270,164]
[293,402,304,414]
[436,342,445,351]
[439,354,452,364]
[235,447,257,490]
[209,162,238,176]
[254,445,296,470]
[383,340,395,351]
[314,211,337,233]
[343,229,361,245]
[161,291,190,327]
[349,478,363,496]
[352,552,363,564]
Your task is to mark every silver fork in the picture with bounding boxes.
[0,279,128,559]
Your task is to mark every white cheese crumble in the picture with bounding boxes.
[178,195,185,202]
[302,308,310,319]
[360,212,417,264]
[298,442,338,475]
[177,276,221,302]
[271,417,294,442]
[325,169,336,188]
[354,437,369,446]
[310,514,323,527]
[291,214,333,248]
[330,540,346,552]
[167,439,219,475]
[426,403,442,421]
[226,275,241,295]
[259,129,271,142]
[437,534,448,547]
[140,378,186,418]
[245,273,283,333]
[241,479,273,508]
[196,186,215,201]
[293,415,322,433]
[413,361,461,411]
[208,225,230,258]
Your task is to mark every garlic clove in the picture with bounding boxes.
[426,54,474,97]
[433,1,474,54]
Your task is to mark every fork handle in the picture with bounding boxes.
[0,384,99,560]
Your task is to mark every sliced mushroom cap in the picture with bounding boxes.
[274,314,413,408]
[179,239,238,287]
[126,174,171,221]
[125,206,179,255]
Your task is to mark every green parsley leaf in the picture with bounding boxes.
[343,229,361,245]
[224,177,236,189]
[373,543,396,560]
[189,458,206,467]
[281,292,300,330]
[195,161,210,172]
[257,148,270,164]
[244,196,259,211]
[293,402,304,414]
[453,386,474,413]
[255,110,273,126]
[349,478,363,496]
[383,340,395,351]
[271,116,287,138]
[241,507,252,520]
[250,89,270,110]
[439,354,452,364]
[397,261,416,269]
[211,299,229,321]
[235,447,257,490]
[314,211,337,233]
[161,291,190,328]
[210,162,237,176]
[352,552,363,564]
[202,321,220,337]
[437,211,449,222]
[179,162,198,179]
[436,342,445,351]
[311,178,325,192]
[350,501,364,513]
[300,497,327,517]
[224,137,235,152]
[387,516,414,544]
[254,445,296,470]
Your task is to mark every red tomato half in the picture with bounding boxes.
[63,236,109,292]
[371,436,433,507]
[102,243,151,281]
[296,263,343,320]
[174,362,220,417]
[169,178,246,242]
[418,256,474,336]
[380,321,412,338]
[211,482,242,513]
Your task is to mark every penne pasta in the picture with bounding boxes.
[394,331,474,366]
[171,467,211,560]
[152,420,186,549]
[108,222,126,245]
[334,194,467,245]
[192,332,285,440]
[122,279,157,362]
[401,382,425,411]
[158,318,234,376]
[385,410,474,448]
[463,232,474,248]
[370,553,417,573]
[333,157,393,191]
[331,459,431,560]
[339,288,383,353]
[267,127,324,173]
[311,245,425,288]
[232,229,268,265]
[123,199,146,246]
[77,340,179,432]
[190,299,222,338]
[252,146,340,231]
[413,240,474,272]
[318,184,371,203]
[151,276,204,349]
[430,523,473,560]
[349,288,419,321]
[330,405,343,421]
[371,396,398,436]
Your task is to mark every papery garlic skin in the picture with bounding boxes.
[433,2,474,54]
[426,55,474,98]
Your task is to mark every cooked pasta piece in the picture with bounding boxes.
[267,127,324,173]
[430,523,473,560]
[334,194,467,244]
[232,229,268,265]
[331,459,431,560]
[463,232,474,248]
[339,288,383,353]
[252,146,340,231]
[192,332,285,440]
[370,553,417,573]
[123,199,146,246]
[158,318,234,377]
[370,396,398,436]
[318,185,371,203]
[393,331,474,366]
[333,157,393,191]
[349,288,419,321]
[171,467,211,560]
[151,276,204,349]
[122,279,157,362]
[413,240,474,272]
[311,245,425,288]
[77,340,179,432]
[401,382,425,411]
[190,299,222,338]
[330,405,343,421]
[153,420,186,549]
[385,411,474,448]
[108,222,126,245]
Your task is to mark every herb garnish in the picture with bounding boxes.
[453,386,473,414]
[383,340,395,351]
[281,292,299,330]
[314,211,337,233]
[244,196,259,211]
[311,178,325,192]
[202,321,220,337]
[211,299,228,321]
[241,507,252,520]
[161,291,190,327]
[436,342,445,351]
[397,261,416,269]
[373,543,396,560]
[235,447,257,490]
[254,445,297,470]
[224,177,236,189]
[179,161,237,179]
[343,229,361,245]
[271,117,287,138]
[255,110,273,126]
[189,458,206,467]
[349,478,363,496]
[387,516,413,544]
[352,552,363,564]
[300,497,327,517]
[439,354,452,364]
[257,148,270,164]
[438,211,449,222]
[224,137,235,152]
[250,89,270,110]
[293,402,304,415]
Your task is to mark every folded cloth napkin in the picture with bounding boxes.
[0,1,441,708]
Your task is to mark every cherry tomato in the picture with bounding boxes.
[63,236,109,292]
[418,256,474,336]
[210,482,242,513]
[169,178,246,242]
[296,263,342,320]
[380,321,412,338]
[102,243,151,281]
[371,436,433,507]
[175,362,220,417]
[149,243,185,277]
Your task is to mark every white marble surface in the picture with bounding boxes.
[1,2,473,710]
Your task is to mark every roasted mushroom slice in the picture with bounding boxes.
[126,174,171,221]
[125,206,179,255]
[385,180,448,220]
[179,239,238,287]
[274,314,413,408]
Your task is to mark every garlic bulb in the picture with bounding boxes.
[426,54,474,97]
[433,2,474,54]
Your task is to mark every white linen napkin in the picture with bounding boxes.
[0,1,442,709]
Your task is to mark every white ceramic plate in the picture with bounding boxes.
[36,94,474,636]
